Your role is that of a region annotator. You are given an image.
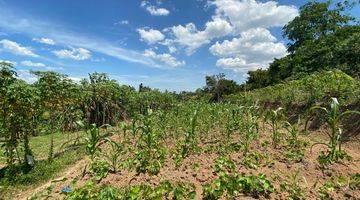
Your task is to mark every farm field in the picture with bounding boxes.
[1,0,360,199]
[1,69,359,199]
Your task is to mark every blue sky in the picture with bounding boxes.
[0,0,358,91]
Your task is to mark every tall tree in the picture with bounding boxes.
[283,1,354,53]
[204,73,239,102]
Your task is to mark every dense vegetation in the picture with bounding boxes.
[0,1,359,199]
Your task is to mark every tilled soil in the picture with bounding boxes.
[22,126,360,200]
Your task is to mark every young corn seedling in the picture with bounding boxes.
[78,122,102,160]
[133,109,167,175]
[181,109,199,158]
[266,107,284,148]
[102,138,124,173]
[306,98,360,166]
[173,109,199,167]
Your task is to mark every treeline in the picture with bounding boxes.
[246,1,359,89]
[186,1,359,102]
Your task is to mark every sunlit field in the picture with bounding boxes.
[0,0,359,199]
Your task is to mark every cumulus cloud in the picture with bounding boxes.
[52,47,91,60]
[168,18,232,54]
[0,59,17,66]
[33,37,55,45]
[210,28,287,71]
[137,28,165,44]
[0,39,38,57]
[211,0,298,33]
[17,70,38,83]
[162,0,297,55]
[143,49,185,67]
[0,6,169,68]
[141,1,170,16]
[20,60,46,67]
[216,57,258,71]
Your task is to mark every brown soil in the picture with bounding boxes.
[19,125,360,200]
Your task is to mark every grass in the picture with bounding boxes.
[0,131,87,199]
[0,127,116,199]
[0,131,85,165]
[0,148,85,199]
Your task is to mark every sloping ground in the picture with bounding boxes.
[23,126,360,200]
[226,70,360,108]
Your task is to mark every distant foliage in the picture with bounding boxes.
[246,1,359,89]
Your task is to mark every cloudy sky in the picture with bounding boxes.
[0,0,358,91]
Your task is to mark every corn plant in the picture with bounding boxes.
[306,98,360,165]
[83,123,102,160]
[241,106,259,156]
[283,119,307,163]
[173,109,199,167]
[102,138,124,173]
[182,109,199,157]
[266,107,284,148]
[133,109,167,175]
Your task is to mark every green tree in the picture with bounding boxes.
[0,62,39,171]
[204,73,239,102]
[283,1,354,53]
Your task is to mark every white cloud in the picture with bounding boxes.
[211,0,298,33]
[32,37,55,45]
[210,28,287,71]
[144,49,185,67]
[17,70,37,83]
[168,18,233,54]
[216,57,258,71]
[20,60,46,67]
[141,1,170,16]
[137,28,165,44]
[0,6,166,68]
[0,59,17,66]
[114,20,129,25]
[52,47,91,60]
[146,6,170,16]
[0,39,38,57]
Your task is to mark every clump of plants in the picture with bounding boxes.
[280,169,306,200]
[132,109,167,175]
[65,180,196,200]
[172,109,200,167]
[306,98,359,167]
[203,156,274,199]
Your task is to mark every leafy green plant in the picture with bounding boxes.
[172,109,200,167]
[243,151,269,169]
[266,107,284,148]
[102,138,124,173]
[283,119,307,163]
[306,98,360,166]
[89,159,110,181]
[318,176,347,200]
[83,123,102,160]
[65,180,195,200]
[203,156,274,199]
[132,110,167,175]
[349,173,360,190]
[280,169,305,200]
